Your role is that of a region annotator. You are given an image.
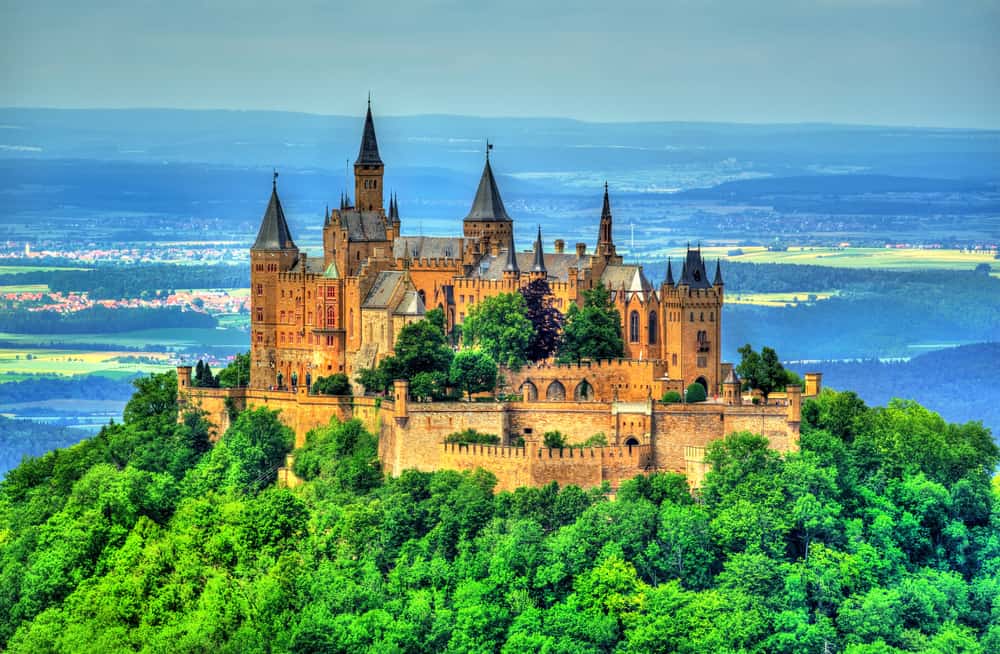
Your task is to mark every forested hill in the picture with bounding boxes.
[1,372,998,652]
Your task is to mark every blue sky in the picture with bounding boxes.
[2,1,998,128]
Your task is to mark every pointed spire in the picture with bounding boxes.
[665,258,675,286]
[679,259,689,286]
[355,98,383,165]
[532,225,547,273]
[602,181,611,218]
[597,182,616,258]
[714,258,724,286]
[390,193,400,221]
[503,228,520,274]
[464,152,511,222]
[252,172,296,251]
[324,204,330,227]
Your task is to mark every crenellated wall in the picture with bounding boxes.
[179,366,803,492]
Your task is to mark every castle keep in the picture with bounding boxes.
[179,102,819,491]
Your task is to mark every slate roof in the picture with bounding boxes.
[464,158,511,222]
[339,210,388,242]
[601,265,653,293]
[394,290,426,316]
[252,184,297,250]
[288,257,326,275]
[393,236,462,260]
[531,226,547,273]
[723,368,740,384]
[475,250,587,281]
[355,102,382,166]
[503,232,519,273]
[362,271,404,309]
[678,247,713,289]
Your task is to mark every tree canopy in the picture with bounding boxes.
[449,349,498,400]
[1,373,998,652]
[736,343,798,400]
[558,282,624,362]
[520,278,563,361]
[462,292,534,369]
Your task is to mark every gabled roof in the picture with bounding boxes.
[464,157,511,222]
[601,265,653,293]
[394,290,426,316]
[476,251,586,282]
[355,100,382,166]
[393,236,462,260]
[362,271,404,309]
[252,181,297,251]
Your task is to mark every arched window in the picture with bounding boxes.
[574,380,594,401]
[521,381,538,401]
[629,311,640,343]
[546,380,566,401]
[648,311,658,344]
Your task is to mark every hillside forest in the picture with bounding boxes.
[0,369,998,652]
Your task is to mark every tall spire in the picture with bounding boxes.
[665,258,675,286]
[464,151,511,222]
[252,171,296,251]
[503,228,520,274]
[355,98,382,165]
[531,225,547,273]
[713,258,724,286]
[597,181,616,258]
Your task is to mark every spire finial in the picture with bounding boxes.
[367,91,371,109]
[273,169,278,189]
[486,140,493,161]
[604,180,609,193]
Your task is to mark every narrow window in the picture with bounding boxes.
[629,311,640,343]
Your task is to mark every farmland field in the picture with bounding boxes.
[727,291,837,307]
[0,265,90,274]
[683,246,998,271]
[0,348,173,380]
[0,326,247,349]
[0,284,51,293]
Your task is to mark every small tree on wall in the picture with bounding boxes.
[449,349,498,400]
[736,344,797,402]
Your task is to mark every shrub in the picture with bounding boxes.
[311,373,352,396]
[444,429,500,445]
[661,390,682,403]
[685,383,707,403]
[543,430,567,449]
[410,371,449,401]
[580,432,608,447]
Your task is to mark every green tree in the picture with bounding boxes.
[449,349,498,400]
[462,292,534,369]
[311,373,351,396]
[685,382,707,403]
[543,430,568,449]
[736,344,796,401]
[520,278,563,361]
[394,318,454,378]
[409,370,449,401]
[661,390,682,403]
[558,282,624,362]
[355,365,389,395]
[216,352,250,388]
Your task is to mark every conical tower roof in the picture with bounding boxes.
[503,229,520,273]
[665,258,675,286]
[355,98,383,166]
[464,154,511,222]
[252,175,296,251]
[531,225,547,273]
[714,259,724,286]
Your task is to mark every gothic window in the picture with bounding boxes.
[256,309,263,322]
[327,306,336,326]
[629,311,640,343]
[280,310,286,322]
[574,380,594,401]
[521,381,538,401]
[648,311,658,345]
[546,380,566,401]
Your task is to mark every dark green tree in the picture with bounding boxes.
[520,278,563,361]
[685,383,707,403]
[311,373,351,396]
[558,283,624,362]
[216,352,250,388]
[736,344,796,401]
[394,318,453,378]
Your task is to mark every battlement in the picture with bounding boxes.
[521,357,666,372]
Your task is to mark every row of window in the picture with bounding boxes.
[628,311,659,344]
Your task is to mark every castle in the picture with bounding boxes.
[178,102,821,491]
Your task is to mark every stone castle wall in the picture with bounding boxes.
[179,367,805,492]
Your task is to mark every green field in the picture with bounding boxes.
[674,246,998,271]
[728,291,838,307]
[0,327,247,349]
[0,348,174,380]
[0,265,90,274]
[0,284,51,293]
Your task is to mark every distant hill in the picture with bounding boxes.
[789,342,1000,437]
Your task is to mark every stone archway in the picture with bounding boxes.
[574,379,594,401]
[694,376,708,394]
[624,436,640,447]
[546,380,566,401]
[521,380,538,401]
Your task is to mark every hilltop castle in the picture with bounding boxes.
[179,103,821,491]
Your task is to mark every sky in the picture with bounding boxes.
[1,1,998,129]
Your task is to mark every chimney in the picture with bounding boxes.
[575,243,587,257]
[554,239,565,254]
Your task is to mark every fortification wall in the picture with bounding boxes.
[505,358,668,403]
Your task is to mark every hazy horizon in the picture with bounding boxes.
[3,1,998,130]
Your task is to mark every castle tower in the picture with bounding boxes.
[250,173,300,390]
[662,245,722,396]
[354,98,384,213]
[463,144,513,253]
[596,182,620,262]
[529,225,547,281]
